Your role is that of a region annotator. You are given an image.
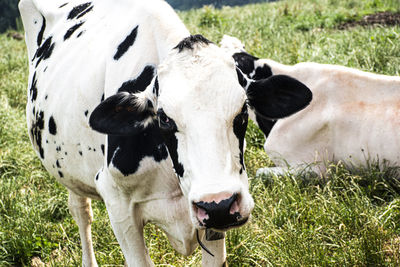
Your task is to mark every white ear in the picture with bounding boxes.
[220,35,246,53]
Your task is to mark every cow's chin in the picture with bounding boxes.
[208,216,250,232]
[192,215,250,232]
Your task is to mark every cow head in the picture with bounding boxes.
[89,35,312,231]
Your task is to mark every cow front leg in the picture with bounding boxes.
[95,172,153,266]
[68,190,98,267]
[107,207,152,267]
[201,230,227,267]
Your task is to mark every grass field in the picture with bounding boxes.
[1,0,400,266]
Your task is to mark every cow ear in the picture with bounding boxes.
[89,92,156,136]
[246,75,312,119]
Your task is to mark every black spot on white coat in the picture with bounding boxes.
[158,111,183,178]
[107,125,169,176]
[104,66,168,175]
[114,25,139,60]
[33,36,55,67]
[59,3,68,8]
[30,72,38,102]
[153,77,159,96]
[117,65,155,93]
[30,110,45,159]
[164,133,184,178]
[67,2,92,20]
[37,16,46,46]
[233,105,248,174]
[64,22,85,40]
[76,6,93,19]
[48,116,57,135]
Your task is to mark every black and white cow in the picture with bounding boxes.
[221,35,400,176]
[19,1,312,266]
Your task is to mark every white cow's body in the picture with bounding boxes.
[221,35,400,173]
[263,60,400,169]
[19,0,205,265]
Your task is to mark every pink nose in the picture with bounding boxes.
[193,193,246,230]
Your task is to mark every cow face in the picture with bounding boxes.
[90,35,312,231]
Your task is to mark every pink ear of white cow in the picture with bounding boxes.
[89,92,156,136]
[246,75,312,119]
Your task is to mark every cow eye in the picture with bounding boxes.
[157,109,176,131]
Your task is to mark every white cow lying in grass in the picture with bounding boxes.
[221,35,400,176]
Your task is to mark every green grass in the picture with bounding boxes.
[1,0,400,265]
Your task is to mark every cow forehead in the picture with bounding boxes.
[157,43,246,122]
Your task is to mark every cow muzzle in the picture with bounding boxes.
[192,192,249,230]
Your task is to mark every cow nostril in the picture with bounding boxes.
[230,199,239,215]
[194,205,209,225]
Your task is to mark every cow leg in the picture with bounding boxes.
[256,165,321,178]
[256,166,291,177]
[107,210,152,267]
[95,172,153,266]
[68,190,98,267]
[201,230,227,267]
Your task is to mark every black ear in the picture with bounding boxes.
[89,92,155,136]
[246,75,312,119]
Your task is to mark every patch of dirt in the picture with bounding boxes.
[338,11,400,29]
